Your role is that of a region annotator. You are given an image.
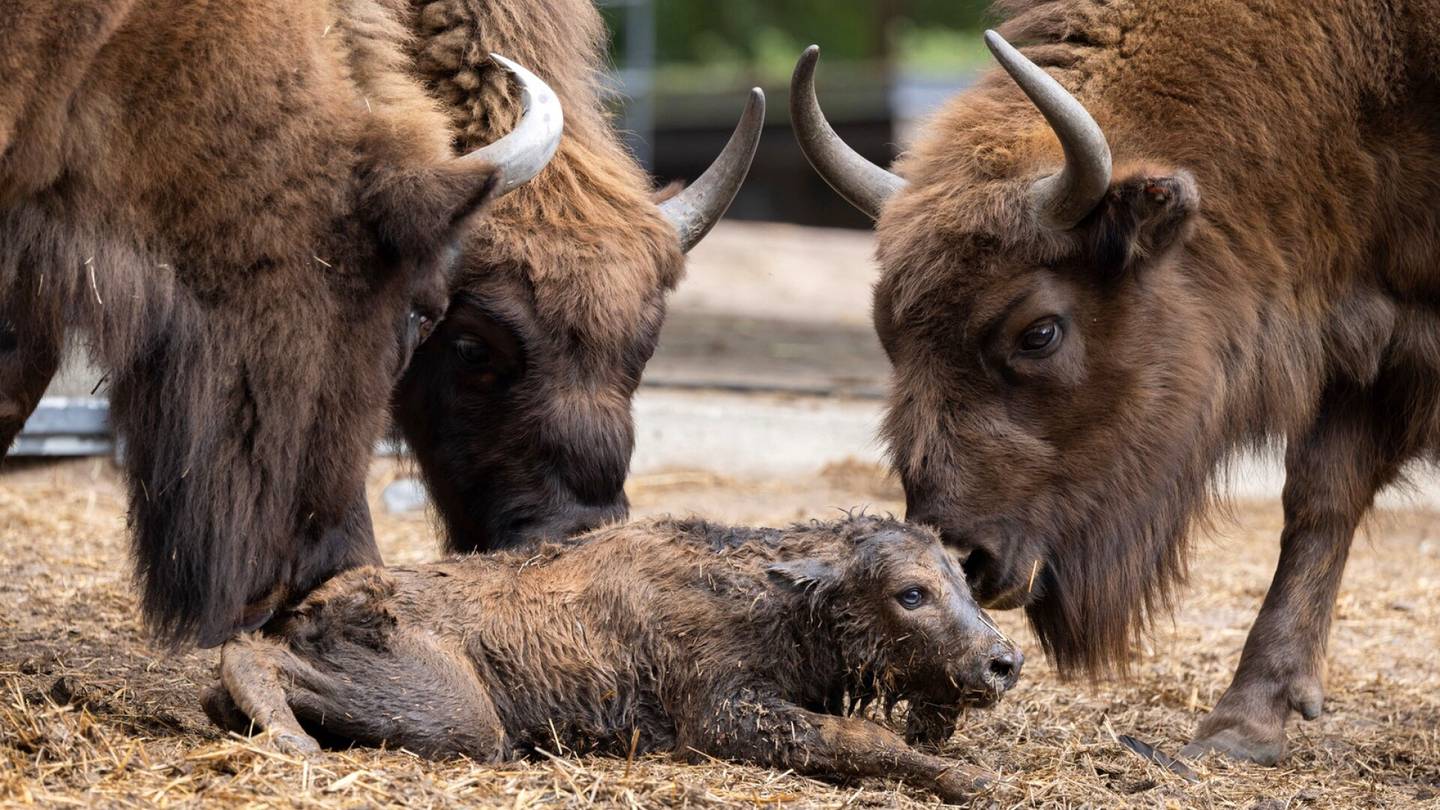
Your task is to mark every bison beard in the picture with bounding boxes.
[0,0,558,647]
[794,0,1440,762]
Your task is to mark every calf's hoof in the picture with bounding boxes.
[930,762,992,804]
[271,731,322,757]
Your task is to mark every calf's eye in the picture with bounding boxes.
[897,586,926,610]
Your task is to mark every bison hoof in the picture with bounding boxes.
[1180,720,1285,766]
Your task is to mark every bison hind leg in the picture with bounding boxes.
[211,634,323,755]
[206,628,508,761]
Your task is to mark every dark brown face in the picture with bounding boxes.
[874,170,1209,671]
[877,259,1084,611]
[394,273,665,551]
[847,525,1022,708]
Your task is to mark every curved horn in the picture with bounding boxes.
[790,45,905,220]
[659,88,766,253]
[461,54,564,197]
[984,30,1111,229]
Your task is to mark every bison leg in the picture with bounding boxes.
[693,692,991,804]
[1183,385,1398,764]
[213,634,323,755]
[0,316,61,460]
[209,629,507,760]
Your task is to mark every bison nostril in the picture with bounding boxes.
[961,546,993,580]
[986,647,1023,688]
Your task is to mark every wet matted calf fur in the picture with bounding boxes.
[203,515,1022,802]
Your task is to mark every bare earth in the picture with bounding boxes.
[2,457,1437,808]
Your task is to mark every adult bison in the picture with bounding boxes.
[392,0,762,551]
[793,1,1440,763]
[0,0,559,647]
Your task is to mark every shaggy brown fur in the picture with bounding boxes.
[391,0,687,550]
[202,515,1020,802]
[869,0,1440,762]
[0,0,504,647]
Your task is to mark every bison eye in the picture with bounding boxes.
[454,338,492,368]
[897,586,926,610]
[1017,318,1062,357]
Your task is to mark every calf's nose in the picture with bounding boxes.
[983,644,1023,692]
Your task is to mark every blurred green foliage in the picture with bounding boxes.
[604,1,995,81]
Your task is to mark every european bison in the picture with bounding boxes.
[0,0,559,647]
[393,0,763,551]
[203,516,1021,802]
[792,1,1440,763]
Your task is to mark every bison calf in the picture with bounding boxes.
[204,515,1021,801]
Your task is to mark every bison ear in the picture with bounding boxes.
[363,160,502,262]
[1085,167,1199,275]
[767,558,839,590]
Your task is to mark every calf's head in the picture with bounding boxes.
[794,33,1213,676]
[770,518,1021,734]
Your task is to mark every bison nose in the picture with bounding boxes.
[556,503,623,537]
[519,501,626,545]
[983,645,1023,692]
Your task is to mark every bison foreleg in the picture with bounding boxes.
[1183,384,1399,764]
[694,692,990,804]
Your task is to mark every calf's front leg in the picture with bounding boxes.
[693,691,990,803]
[1183,385,1398,764]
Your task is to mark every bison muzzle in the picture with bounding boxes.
[203,515,1020,802]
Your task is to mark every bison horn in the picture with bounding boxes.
[984,30,1112,229]
[462,54,564,197]
[790,45,906,220]
[659,88,766,253]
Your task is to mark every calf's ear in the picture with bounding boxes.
[362,160,502,262]
[1085,166,1199,275]
[768,558,839,591]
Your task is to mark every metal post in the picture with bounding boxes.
[598,0,656,168]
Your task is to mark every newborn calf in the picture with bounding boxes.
[204,516,1022,801]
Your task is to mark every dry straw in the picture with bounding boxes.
[3,459,1437,807]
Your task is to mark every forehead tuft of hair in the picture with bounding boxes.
[407,0,684,353]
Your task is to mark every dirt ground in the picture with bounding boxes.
[2,457,1437,808]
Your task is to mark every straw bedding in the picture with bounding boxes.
[3,458,1437,808]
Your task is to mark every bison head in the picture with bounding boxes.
[793,33,1211,676]
[395,86,764,552]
